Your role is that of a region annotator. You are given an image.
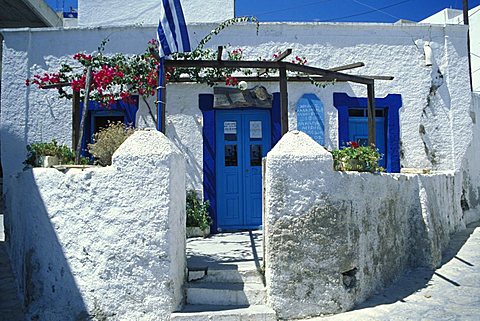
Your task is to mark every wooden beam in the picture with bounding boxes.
[40,82,71,89]
[258,48,293,76]
[274,49,292,61]
[168,75,393,83]
[367,83,376,147]
[285,62,374,85]
[164,60,374,85]
[72,91,81,151]
[279,67,289,135]
[217,46,224,61]
[328,62,364,72]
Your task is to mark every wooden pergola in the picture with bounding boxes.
[43,48,393,159]
[158,47,393,147]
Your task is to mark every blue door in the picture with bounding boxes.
[215,109,271,231]
[348,109,387,168]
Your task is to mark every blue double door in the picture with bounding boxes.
[215,109,271,231]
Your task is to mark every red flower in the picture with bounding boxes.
[349,141,360,148]
[25,79,30,86]
[225,76,238,86]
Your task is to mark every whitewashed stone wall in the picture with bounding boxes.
[462,93,480,222]
[264,131,479,320]
[421,6,480,93]
[0,22,472,193]
[4,130,186,321]
[78,0,235,26]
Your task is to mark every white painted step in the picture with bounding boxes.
[170,304,276,321]
[186,282,267,306]
[188,266,265,284]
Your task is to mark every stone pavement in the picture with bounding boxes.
[186,230,263,272]
[301,221,480,321]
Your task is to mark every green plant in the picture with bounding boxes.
[186,190,211,231]
[88,121,135,166]
[24,139,88,167]
[331,141,384,173]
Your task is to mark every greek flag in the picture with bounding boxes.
[157,0,191,57]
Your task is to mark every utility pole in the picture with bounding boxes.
[463,0,473,91]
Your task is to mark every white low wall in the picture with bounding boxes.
[4,130,186,321]
[264,131,479,320]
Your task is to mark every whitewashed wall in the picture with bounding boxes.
[0,22,473,191]
[4,131,186,321]
[78,0,235,26]
[421,6,480,93]
[264,131,479,320]
[462,93,480,222]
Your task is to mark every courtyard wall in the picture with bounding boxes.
[264,131,480,320]
[3,130,186,321]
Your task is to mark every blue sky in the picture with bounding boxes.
[236,0,480,23]
[46,0,480,22]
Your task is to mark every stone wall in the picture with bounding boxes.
[3,130,186,321]
[264,131,479,320]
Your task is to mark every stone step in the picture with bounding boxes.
[186,282,267,306]
[170,304,276,321]
[188,265,265,284]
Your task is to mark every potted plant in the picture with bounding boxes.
[331,141,384,173]
[24,140,87,168]
[186,190,212,238]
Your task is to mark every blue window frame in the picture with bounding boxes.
[333,93,402,173]
[80,96,139,156]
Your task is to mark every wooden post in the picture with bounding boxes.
[72,91,81,151]
[367,83,376,147]
[75,66,92,164]
[279,67,289,135]
[463,0,473,91]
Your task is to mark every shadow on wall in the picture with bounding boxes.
[3,130,88,320]
[167,119,203,189]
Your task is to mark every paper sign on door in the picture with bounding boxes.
[250,121,262,139]
[224,121,237,134]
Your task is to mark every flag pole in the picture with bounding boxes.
[157,57,166,133]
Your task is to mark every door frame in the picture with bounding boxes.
[199,93,282,233]
[333,93,402,173]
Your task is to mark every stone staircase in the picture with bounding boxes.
[0,180,25,321]
[171,231,276,320]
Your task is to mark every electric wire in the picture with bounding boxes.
[322,0,411,22]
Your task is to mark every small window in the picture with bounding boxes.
[250,145,262,166]
[93,115,124,133]
[225,145,238,166]
[376,109,386,117]
[348,109,365,117]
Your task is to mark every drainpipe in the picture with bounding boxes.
[463,0,473,91]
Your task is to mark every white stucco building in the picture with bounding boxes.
[1,2,480,320]
[420,6,480,92]
[1,1,477,231]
